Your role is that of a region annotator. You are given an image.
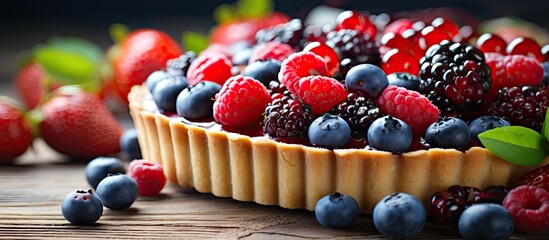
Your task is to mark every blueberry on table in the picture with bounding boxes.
[85,157,126,189]
[458,203,514,240]
[373,192,426,239]
[96,173,139,210]
[315,192,359,228]
[61,189,103,225]
[345,64,388,99]
[120,128,142,160]
[176,81,221,120]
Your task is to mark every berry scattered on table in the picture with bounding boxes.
[85,157,126,189]
[186,52,233,86]
[0,100,32,164]
[241,59,282,87]
[373,192,426,239]
[430,185,509,224]
[314,192,359,228]
[120,129,142,160]
[96,173,139,210]
[344,64,388,99]
[376,85,440,136]
[503,185,549,233]
[61,189,103,225]
[151,75,189,113]
[308,114,351,149]
[176,81,222,120]
[367,116,412,153]
[425,117,471,150]
[514,164,549,193]
[386,72,420,91]
[458,203,514,240]
[128,160,166,196]
[213,75,271,127]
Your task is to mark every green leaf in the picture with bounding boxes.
[213,3,237,23]
[46,37,103,64]
[479,126,548,166]
[237,0,272,19]
[34,47,100,86]
[542,110,549,143]
[109,23,130,43]
[182,31,209,54]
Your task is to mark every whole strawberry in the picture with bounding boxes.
[113,29,183,103]
[0,99,33,163]
[38,88,122,159]
[515,164,549,192]
[15,62,49,109]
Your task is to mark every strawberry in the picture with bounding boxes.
[514,164,549,192]
[15,62,48,109]
[113,29,183,103]
[210,12,290,45]
[38,88,122,159]
[0,99,33,164]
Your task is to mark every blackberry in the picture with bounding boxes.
[487,86,549,131]
[166,51,196,76]
[255,19,304,50]
[419,40,491,119]
[268,80,287,95]
[333,58,359,81]
[326,29,380,66]
[301,24,333,47]
[263,92,314,138]
[331,93,382,139]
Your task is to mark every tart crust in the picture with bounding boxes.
[129,85,549,213]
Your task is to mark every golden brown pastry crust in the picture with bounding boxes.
[129,85,549,213]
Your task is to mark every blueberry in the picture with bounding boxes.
[367,116,412,153]
[345,64,388,99]
[308,114,351,148]
[458,203,514,240]
[232,48,253,65]
[469,116,510,140]
[145,70,173,92]
[61,189,103,225]
[387,72,421,91]
[96,173,139,210]
[120,129,142,160]
[176,81,222,120]
[151,75,189,113]
[373,192,426,239]
[315,192,359,228]
[85,157,126,189]
[541,62,549,86]
[425,117,471,150]
[241,59,282,87]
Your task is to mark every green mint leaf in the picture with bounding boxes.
[213,3,237,23]
[478,126,548,166]
[182,31,209,54]
[237,0,272,19]
[542,110,549,143]
[34,46,100,86]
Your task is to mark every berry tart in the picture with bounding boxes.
[128,10,549,214]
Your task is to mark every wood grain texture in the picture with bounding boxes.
[1,160,547,239]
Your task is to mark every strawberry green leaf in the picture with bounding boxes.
[479,126,548,166]
[213,3,237,23]
[34,47,101,86]
[109,23,130,43]
[543,110,549,143]
[182,31,209,54]
[46,37,103,64]
[237,0,272,19]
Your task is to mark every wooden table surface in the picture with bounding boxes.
[0,138,547,239]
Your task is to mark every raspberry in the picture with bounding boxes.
[213,75,271,127]
[487,86,549,131]
[503,186,549,233]
[514,164,549,192]
[376,85,440,135]
[331,93,383,139]
[294,75,347,115]
[419,40,491,119]
[248,42,294,64]
[128,160,166,196]
[506,37,544,62]
[303,41,339,76]
[186,53,232,86]
[485,54,544,100]
[255,19,304,50]
[278,52,328,94]
[263,92,314,138]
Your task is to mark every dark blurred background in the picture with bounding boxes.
[1,0,548,95]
